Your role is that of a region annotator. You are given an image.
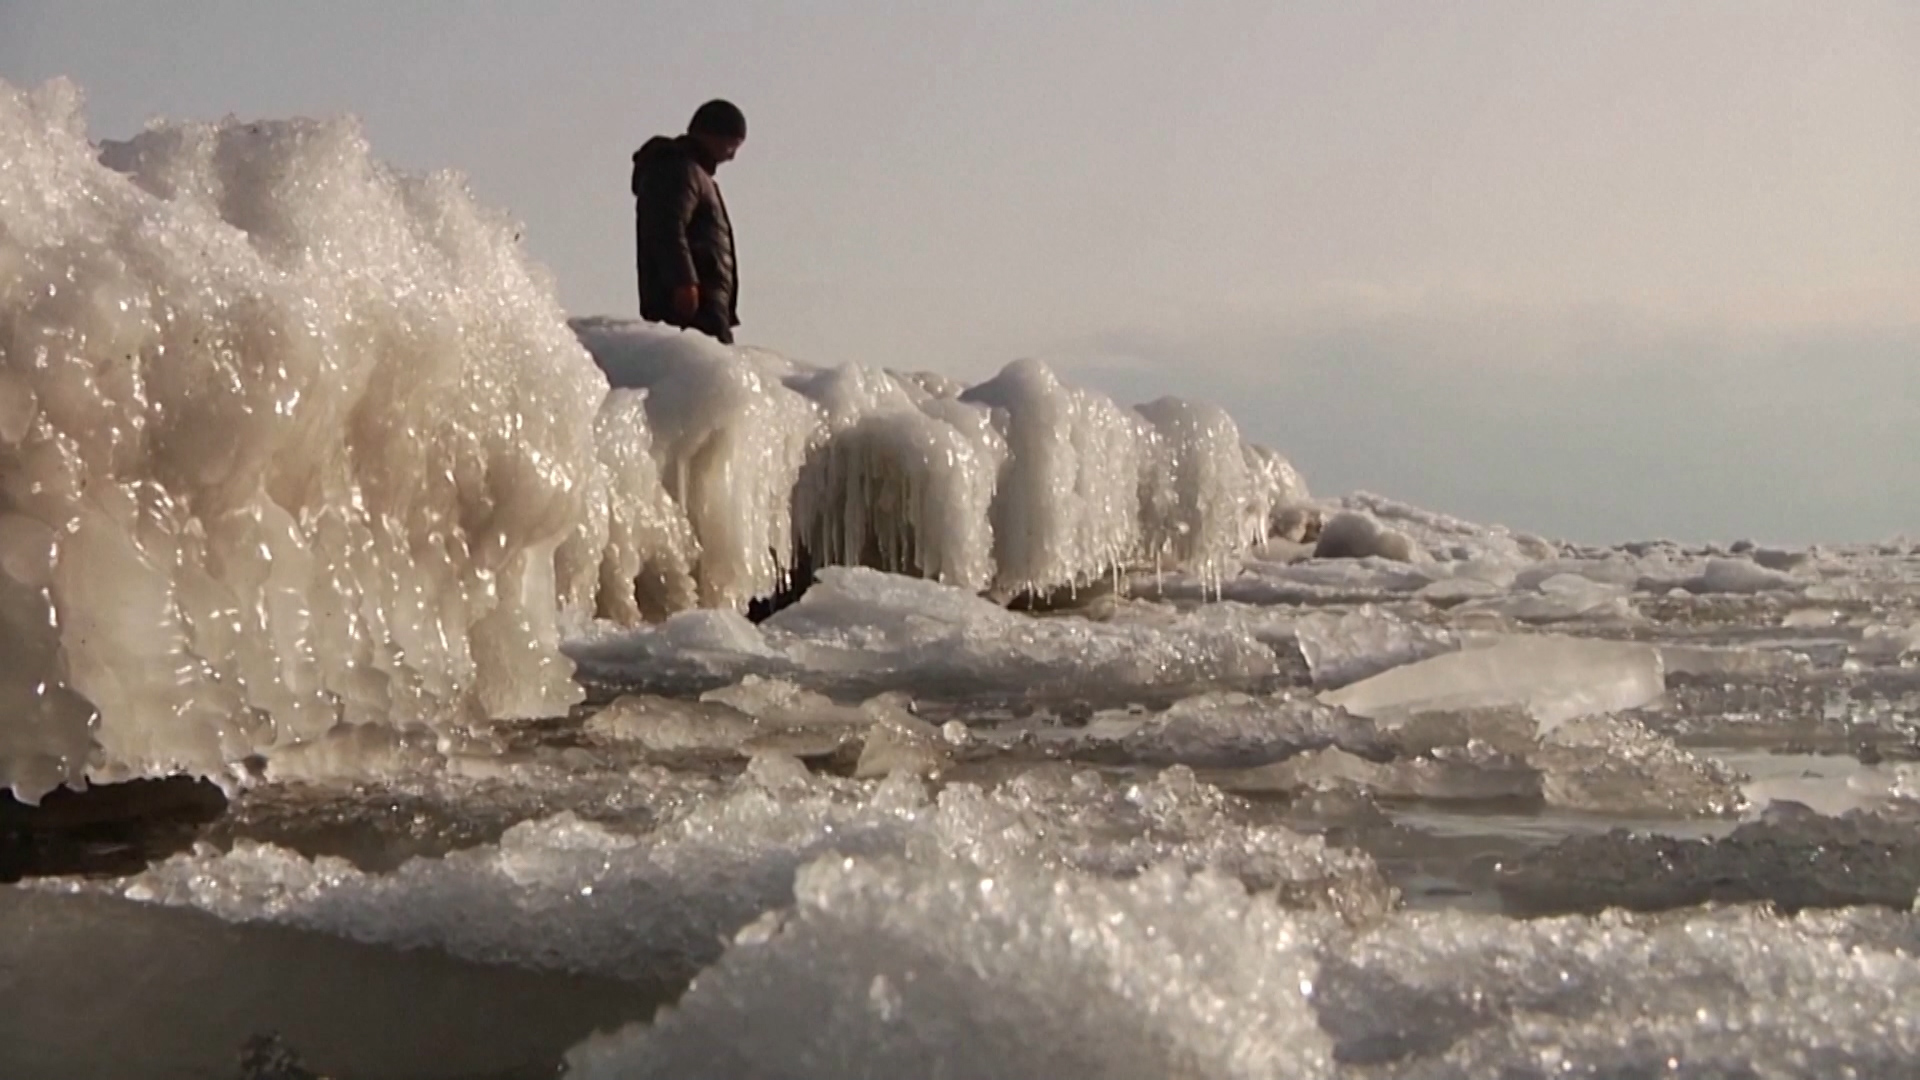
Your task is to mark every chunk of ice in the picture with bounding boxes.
[564,854,1334,1080]
[1292,606,1458,689]
[1319,634,1666,732]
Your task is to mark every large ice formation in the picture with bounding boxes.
[0,78,1305,798]
[0,79,609,799]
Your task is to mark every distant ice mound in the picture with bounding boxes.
[0,77,1310,798]
[571,319,1303,600]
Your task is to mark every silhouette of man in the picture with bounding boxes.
[631,99,745,344]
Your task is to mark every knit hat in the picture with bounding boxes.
[689,99,747,140]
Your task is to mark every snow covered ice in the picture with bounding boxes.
[6,76,1920,1080]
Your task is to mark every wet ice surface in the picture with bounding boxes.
[16,540,1920,1079]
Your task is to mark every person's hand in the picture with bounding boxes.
[673,284,700,319]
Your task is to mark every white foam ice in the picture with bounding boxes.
[1320,633,1666,733]
[0,78,613,799]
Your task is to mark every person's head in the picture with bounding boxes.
[687,99,746,167]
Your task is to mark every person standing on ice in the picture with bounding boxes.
[632,99,746,345]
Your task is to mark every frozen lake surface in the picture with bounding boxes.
[13,545,1920,1079]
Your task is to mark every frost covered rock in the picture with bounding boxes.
[1313,510,1417,562]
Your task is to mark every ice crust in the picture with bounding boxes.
[0,78,1304,797]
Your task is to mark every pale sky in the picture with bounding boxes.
[4,1,1915,545]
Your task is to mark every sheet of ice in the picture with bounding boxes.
[1451,571,1637,624]
[583,695,761,754]
[1319,634,1666,732]
[1098,691,1380,767]
[1293,606,1460,689]
[1500,807,1920,915]
[1312,906,1920,1075]
[1633,555,1807,596]
[1224,745,1540,803]
[1658,643,1813,680]
[566,567,1285,701]
[769,569,1281,697]
[1511,556,1650,592]
[1529,714,1746,816]
[0,78,616,799]
[571,569,1285,701]
[40,765,1391,982]
[572,864,1920,1080]
[572,317,823,607]
[1144,557,1442,606]
[566,854,1334,1080]
[564,608,790,692]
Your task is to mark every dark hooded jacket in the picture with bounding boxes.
[632,135,739,343]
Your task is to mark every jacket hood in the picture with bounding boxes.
[631,135,681,196]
